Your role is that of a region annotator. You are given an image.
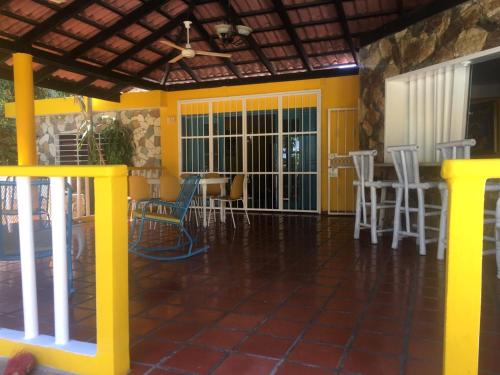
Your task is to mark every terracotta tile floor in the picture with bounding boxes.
[0,214,499,374]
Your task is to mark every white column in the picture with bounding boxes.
[416,74,425,161]
[50,177,69,345]
[435,68,445,148]
[16,176,39,339]
[424,71,435,161]
[450,62,471,141]
[408,76,417,145]
[443,65,454,141]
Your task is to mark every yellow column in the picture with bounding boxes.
[94,170,130,374]
[442,163,486,375]
[13,53,37,166]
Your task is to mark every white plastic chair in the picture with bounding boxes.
[436,139,500,278]
[350,150,395,244]
[388,145,441,255]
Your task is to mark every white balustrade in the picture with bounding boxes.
[4,176,95,355]
[16,176,39,339]
[49,177,69,345]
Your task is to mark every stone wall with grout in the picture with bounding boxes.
[358,0,500,160]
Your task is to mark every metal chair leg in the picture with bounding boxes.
[417,189,426,256]
[437,186,448,260]
[354,185,361,239]
[208,198,215,225]
[392,187,403,249]
[228,201,235,228]
[242,199,250,225]
[378,187,387,229]
[370,186,378,244]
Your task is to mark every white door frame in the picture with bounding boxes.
[178,90,321,213]
[327,107,358,215]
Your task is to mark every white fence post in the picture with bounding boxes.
[50,177,69,345]
[16,176,39,339]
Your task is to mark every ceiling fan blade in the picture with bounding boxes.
[194,50,231,59]
[169,54,184,64]
[160,40,184,51]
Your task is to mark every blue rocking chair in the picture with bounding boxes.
[0,178,74,291]
[129,175,209,261]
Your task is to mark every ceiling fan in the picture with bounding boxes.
[160,21,231,64]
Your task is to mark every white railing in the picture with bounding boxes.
[0,166,129,375]
[5,176,87,349]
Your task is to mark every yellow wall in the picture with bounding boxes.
[5,76,359,212]
[4,90,165,117]
[164,76,359,212]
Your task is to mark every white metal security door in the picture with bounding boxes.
[327,108,358,215]
[179,90,321,213]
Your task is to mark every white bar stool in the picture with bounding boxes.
[388,145,441,255]
[350,150,395,244]
[436,139,476,259]
[436,139,500,278]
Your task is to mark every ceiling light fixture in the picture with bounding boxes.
[214,0,252,46]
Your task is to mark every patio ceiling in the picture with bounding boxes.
[0,0,468,101]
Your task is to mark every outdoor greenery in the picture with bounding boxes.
[100,118,134,165]
[74,96,134,165]
[0,79,67,165]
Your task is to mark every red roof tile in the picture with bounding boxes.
[0,0,449,98]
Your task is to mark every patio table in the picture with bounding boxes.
[198,177,229,228]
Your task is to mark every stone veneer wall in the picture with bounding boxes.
[358,0,500,159]
[36,108,161,166]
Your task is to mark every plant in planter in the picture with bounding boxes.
[74,96,134,166]
[100,118,134,165]
[75,96,105,165]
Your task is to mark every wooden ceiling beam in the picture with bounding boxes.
[0,64,120,101]
[332,0,358,64]
[0,39,165,91]
[222,0,276,75]
[273,0,312,71]
[105,11,189,70]
[164,66,358,91]
[18,1,98,44]
[67,0,166,58]
[30,0,171,87]
[202,7,398,23]
[360,0,470,46]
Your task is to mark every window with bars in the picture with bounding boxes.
[56,133,106,165]
[179,92,320,212]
